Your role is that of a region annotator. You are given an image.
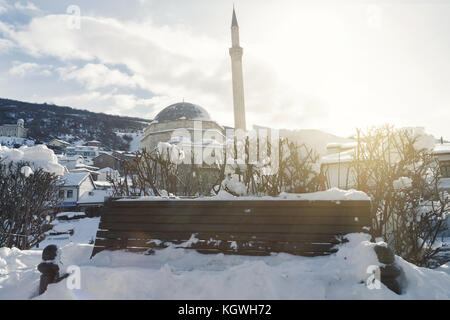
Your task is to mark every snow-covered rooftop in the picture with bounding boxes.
[321,149,356,164]
[59,172,91,186]
[434,143,450,155]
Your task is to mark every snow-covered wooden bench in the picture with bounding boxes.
[91,195,372,257]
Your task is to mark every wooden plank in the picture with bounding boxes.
[95,230,345,244]
[91,245,334,257]
[103,205,371,218]
[97,222,365,235]
[93,238,338,252]
[100,214,371,226]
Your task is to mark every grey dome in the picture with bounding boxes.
[154,102,211,123]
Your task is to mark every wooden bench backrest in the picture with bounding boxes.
[92,199,372,257]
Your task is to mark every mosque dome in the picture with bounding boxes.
[154,102,211,123]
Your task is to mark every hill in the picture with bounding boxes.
[0,98,152,151]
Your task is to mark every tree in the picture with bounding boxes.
[0,161,60,249]
[352,125,449,266]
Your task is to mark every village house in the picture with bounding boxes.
[57,154,85,171]
[433,142,450,193]
[57,172,96,208]
[321,143,358,189]
[66,145,100,158]
[87,140,101,147]
[48,138,71,149]
[93,152,122,171]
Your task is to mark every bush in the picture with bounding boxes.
[352,125,449,266]
[0,161,59,249]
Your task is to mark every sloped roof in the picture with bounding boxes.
[59,172,91,186]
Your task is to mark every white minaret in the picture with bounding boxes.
[229,7,247,132]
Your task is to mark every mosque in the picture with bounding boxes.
[141,8,247,152]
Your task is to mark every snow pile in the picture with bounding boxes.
[221,174,247,196]
[56,212,86,219]
[20,165,33,177]
[157,142,185,163]
[0,144,65,175]
[393,177,413,190]
[0,231,449,299]
[119,188,371,202]
[37,217,100,249]
[401,127,435,152]
[210,188,370,201]
[0,137,34,147]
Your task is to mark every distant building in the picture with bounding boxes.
[87,140,101,147]
[141,102,225,152]
[48,139,71,148]
[70,163,100,181]
[93,152,122,171]
[321,146,357,190]
[66,145,100,158]
[433,143,450,193]
[57,155,85,171]
[0,119,27,138]
[97,167,120,182]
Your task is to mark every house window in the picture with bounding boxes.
[67,190,74,198]
[59,190,65,198]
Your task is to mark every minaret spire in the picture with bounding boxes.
[229,6,246,132]
[232,6,238,27]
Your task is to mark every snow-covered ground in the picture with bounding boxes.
[0,136,34,147]
[37,216,100,249]
[1,217,449,300]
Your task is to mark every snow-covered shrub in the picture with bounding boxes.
[0,161,60,249]
[216,137,322,196]
[352,125,449,266]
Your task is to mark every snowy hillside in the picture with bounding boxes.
[0,98,152,150]
[116,131,144,152]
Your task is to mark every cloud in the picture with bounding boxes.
[0,38,14,52]
[45,90,160,117]
[0,0,10,14]
[14,1,40,12]
[57,63,146,90]
[9,61,52,77]
[0,14,234,118]
[0,0,384,134]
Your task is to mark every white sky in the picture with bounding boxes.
[0,0,449,139]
